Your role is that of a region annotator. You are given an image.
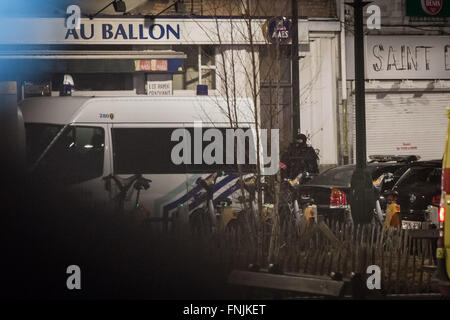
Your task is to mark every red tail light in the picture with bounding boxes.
[439,206,445,223]
[330,188,348,208]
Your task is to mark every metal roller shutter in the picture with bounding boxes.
[352,92,450,161]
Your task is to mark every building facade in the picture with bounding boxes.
[0,0,342,169]
[343,0,450,162]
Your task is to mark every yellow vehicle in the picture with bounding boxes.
[384,197,401,229]
[436,108,450,296]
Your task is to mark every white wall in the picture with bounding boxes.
[215,45,259,122]
[299,36,339,165]
[214,38,340,167]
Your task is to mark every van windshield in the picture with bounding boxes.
[25,123,63,168]
[29,125,105,185]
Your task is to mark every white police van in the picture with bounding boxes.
[21,96,260,223]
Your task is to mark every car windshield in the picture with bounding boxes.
[309,165,400,187]
[25,123,63,168]
[308,166,355,186]
[395,166,441,187]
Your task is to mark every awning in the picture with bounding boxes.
[0,50,186,76]
[0,50,186,60]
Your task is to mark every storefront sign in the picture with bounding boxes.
[0,18,310,45]
[406,0,450,17]
[147,80,172,96]
[346,36,450,79]
[135,60,168,72]
[65,23,180,41]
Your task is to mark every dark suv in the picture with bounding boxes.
[391,160,442,223]
[296,155,420,220]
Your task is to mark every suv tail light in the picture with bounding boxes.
[439,206,445,223]
[330,188,348,208]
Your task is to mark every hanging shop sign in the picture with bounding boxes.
[263,17,292,44]
[406,0,450,17]
[135,59,183,73]
[135,60,168,72]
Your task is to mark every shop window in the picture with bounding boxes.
[52,73,133,91]
[259,45,292,146]
[23,81,52,98]
[172,45,216,91]
[259,45,291,85]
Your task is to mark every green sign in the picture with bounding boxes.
[406,0,450,17]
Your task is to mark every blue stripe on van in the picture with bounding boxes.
[213,183,240,203]
[162,173,238,216]
[153,174,202,213]
[187,175,240,211]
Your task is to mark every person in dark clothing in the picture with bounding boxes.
[281,133,319,179]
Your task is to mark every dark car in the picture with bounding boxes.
[295,156,420,220]
[391,160,442,223]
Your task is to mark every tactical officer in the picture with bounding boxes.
[281,133,319,179]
